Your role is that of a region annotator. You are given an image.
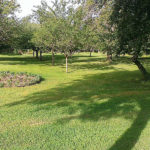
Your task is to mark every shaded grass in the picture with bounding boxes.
[0,53,150,150]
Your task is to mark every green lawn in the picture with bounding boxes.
[0,53,150,150]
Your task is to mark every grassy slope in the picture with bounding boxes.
[0,53,150,150]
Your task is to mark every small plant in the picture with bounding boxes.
[7,80,12,87]
[0,71,42,88]
[0,83,4,87]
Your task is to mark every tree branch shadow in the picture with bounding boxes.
[3,70,150,150]
[109,100,150,150]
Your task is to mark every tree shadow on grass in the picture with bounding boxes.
[0,53,133,67]
[0,54,100,65]
[0,54,117,72]
[69,62,119,71]
[0,54,115,73]
[0,54,65,66]
[3,70,150,150]
[109,99,150,150]
[65,56,133,71]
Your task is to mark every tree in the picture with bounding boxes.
[58,18,80,72]
[111,0,150,79]
[81,20,99,56]
[0,0,19,52]
[95,1,118,62]
[16,16,36,51]
[32,24,47,60]
[33,0,83,71]
[55,0,83,72]
[33,1,62,65]
[43,17,62,65]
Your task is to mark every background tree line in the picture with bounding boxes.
[0,0,150,78]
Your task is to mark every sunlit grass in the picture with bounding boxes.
[0,53,150,150]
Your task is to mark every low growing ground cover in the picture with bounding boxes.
[0,53,150,150]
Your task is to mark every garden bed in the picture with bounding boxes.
[0,71,41,87]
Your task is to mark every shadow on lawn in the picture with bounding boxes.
[0,53,136,66]
[0,54,101,66]
[0,54,65,66]
[4,69,150,150]
[0,53,118,71]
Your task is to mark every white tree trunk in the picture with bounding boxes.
[66,56,68,73]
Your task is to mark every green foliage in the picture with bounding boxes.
[0,1,36,53]
[32,0,83,56]
[95,1,118,54]
[111,0,150,56]
[32,25,47,50]
[0,0,20,51]
[0,82,4,87]
[1,0,150,76]
[108,0,150,77]
[16,16,37,50]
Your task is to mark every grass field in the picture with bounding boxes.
[0,53,150,150]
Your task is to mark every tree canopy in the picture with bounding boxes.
[110,0,150,78]
[1,0,150,77]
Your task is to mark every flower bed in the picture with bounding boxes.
[0,71,41,87]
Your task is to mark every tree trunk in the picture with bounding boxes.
[40,50,42,61]
[36,50,39,59]
[66,55,68,73]
[107,50,112,62]
[33,51,35,57]
[52,50,55,66]
[132,56,149,80]
[90,49,92,57]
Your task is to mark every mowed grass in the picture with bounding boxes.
[0,53,150,150]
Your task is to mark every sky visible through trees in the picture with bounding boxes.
[0,0,150,76]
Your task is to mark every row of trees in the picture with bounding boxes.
[1,0,150,78]
[31,0,116,72]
